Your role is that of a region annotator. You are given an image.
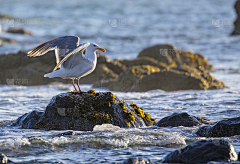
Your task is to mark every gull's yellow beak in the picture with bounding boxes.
[98,47,106,52]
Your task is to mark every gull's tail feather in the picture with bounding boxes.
[44,70,64,78]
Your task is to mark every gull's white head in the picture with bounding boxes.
[87,43,106,52]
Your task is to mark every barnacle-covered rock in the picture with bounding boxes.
[12,91,155,131]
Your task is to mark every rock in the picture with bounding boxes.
[0,37,16,44]
[137,44,213,70]
[97,54,126,75]
[177,65,225,89]
[81,63,118,84]
[177,50,213,70]
[110,65,161,92]
[99,44,224,92]
[12,110,44,129]
[0,51,120,86]
[130,70,203,92]
[0,14,15,20]
[131,68,226,92]
[231,0,240,35]
[155,112,208,127]
[6,27,33,35]
[119,56,164,69]
[196,117,240,137]
[12,91,156,131]
[138,44,178,65]
[0,44,226,92]
[162,139,238,164]
[0,154,8,164]
[0,51,65,85]
[123,157,154,164]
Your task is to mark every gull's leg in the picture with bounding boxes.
[77,79,83,93]
[71,79,78,91]
[77,79,86,93]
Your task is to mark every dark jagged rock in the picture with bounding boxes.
[12,91,155,131]
[231,0,240,35]
[162,139,238,164]
[155,112,208,127]
[196,117,240,137]
[12,110,44,129]
[123,157,154,164]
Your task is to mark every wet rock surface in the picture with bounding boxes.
[196,116,240,137]
[162,139,238,164]
[231,0,240,36]
[155,112,208,127]
[12,91,156,131]
[0,44,226,91]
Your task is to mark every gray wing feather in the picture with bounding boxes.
[63,50,92,69]
[52,43,90,71]
[27,36,80,64]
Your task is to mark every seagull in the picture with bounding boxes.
[27,36,106,92]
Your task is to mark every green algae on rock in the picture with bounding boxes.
[12,91,155,131]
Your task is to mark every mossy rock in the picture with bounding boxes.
[109,65,161,92]
[12,90,155,131]
[177,50,213,70]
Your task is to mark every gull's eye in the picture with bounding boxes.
[93,45,97,47]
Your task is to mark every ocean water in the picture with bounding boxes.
[0,0,240,163]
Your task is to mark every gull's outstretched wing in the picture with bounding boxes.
[52,43,90,72]
[27,36,80,64]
